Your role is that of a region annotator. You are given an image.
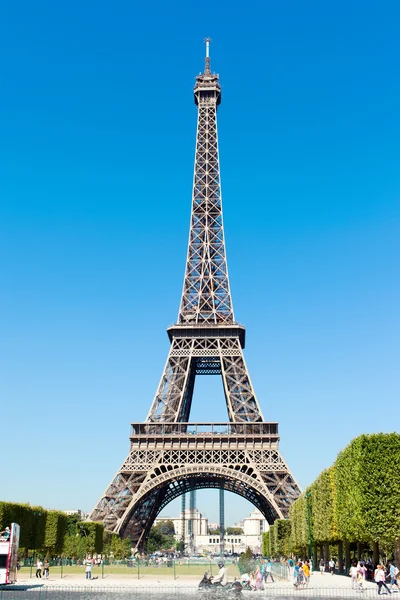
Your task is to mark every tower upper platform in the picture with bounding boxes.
[194,39,221,107]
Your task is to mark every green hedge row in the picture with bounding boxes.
[0,501,104,556]
[262,433,400,559]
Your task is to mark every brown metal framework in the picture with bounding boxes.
[89,40,301,548]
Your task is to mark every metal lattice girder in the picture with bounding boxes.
[89,41,301,549]
[179,52,233,326]
[146,336,264,422]
[89,422,300,549]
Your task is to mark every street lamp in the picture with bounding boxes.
[305,492,313,563]
[30,510,42,579]
[77,525,88,562]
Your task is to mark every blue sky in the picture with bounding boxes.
[1,0,399,526]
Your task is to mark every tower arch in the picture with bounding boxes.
[117,466,281,548]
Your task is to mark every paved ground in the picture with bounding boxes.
[4,571,395,596]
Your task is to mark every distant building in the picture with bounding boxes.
[156,506,269,554]
[63,510,82,516]
[155,508,208,541]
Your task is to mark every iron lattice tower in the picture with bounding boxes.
[90,40,301,548]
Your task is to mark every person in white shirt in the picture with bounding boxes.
[375,565,391,595]
[329,558,335,575]
[36,559,43,579]
[211,561,228,586]
[349,562,358,588]
[85,560,93,580]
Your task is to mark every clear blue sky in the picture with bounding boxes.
[1,0,399,526]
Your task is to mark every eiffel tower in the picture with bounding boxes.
[90,40,301,549]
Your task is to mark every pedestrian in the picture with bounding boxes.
[43,559,50,580]
[36,558,43,578]
[350,562,358,589]
[319,558,325,574]
[356,571,365,592]
[375,565,391,595]
[265,558,275,583]
[260,560,266,584]
[359,561,367,585]
[287,558,294,581]
[249,570,257,591]
[302,561,310,587]
[308,558,313,574]
[293,562,300,587]
[85,560,92,580]
[297,562,304,587]
[255,566,263,590]
[329,558,335,575]
[0,527,11,541]
[389,562,399,590]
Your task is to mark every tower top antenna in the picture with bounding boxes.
[204,37,211,74]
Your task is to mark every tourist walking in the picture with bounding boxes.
[389,563,399,590]
[43,559,50,579]
[293,562,300,587]
[329,558,335,575]
[260,560,266,584]
[36,558,43,578]
[293,562,304,588]
[359,561,367,585]
[350,562,358,589]
[302,561,310,587]
[265,559,274,583]
[255,566,263,590]
[287,558,294,581]
[319,558,325,574]
[375,565,391,595]
[85,560,92,580]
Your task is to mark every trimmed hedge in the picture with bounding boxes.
[0,501,104,556]
[269,433,400,560]
[310,467,337,544]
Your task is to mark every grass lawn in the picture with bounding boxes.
[19,564,241,580]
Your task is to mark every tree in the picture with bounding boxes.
[154,520,175,536]
[147,525,175,553]
[310,468,337,544]
[62,534,79,558]
[75,521,104,556]
[238,546,255,574]
[289,494,308,555]
[335,433,400,546]
[226,527,243,535]
[261,531,270,557]
[65,514,82,536]
[275,519,291,557]
[44,511,67,555]
[110,536,131,559]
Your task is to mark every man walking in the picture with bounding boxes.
[36,558,43,578]
[389,562,399,590]
[375,565,391,595]
[329,558,335,575]
[265,559,275,583]
[260,560,266,584]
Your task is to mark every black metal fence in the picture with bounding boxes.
[0,583,383,600]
